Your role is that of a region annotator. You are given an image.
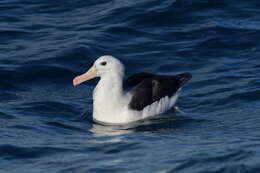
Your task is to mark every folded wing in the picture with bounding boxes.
[125,73,192,111]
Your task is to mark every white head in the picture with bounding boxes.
[73,55,125,86]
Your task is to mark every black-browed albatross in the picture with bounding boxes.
[73,55,191,124]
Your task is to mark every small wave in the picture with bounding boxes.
[171,149,254,173]
[46,121,88,133]
[0,30,31,42]
[0,144,74,160]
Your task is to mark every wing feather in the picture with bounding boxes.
[128,73,192,111]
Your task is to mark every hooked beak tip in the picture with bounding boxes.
[72,78,79,87]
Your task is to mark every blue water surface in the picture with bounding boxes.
[1,0,260,172]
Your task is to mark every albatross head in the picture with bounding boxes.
[73,55,125,86]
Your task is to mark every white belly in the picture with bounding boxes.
[93,93,179,124]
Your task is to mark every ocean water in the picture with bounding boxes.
[1,0,260,172]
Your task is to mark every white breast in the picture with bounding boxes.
[93,91,179,124]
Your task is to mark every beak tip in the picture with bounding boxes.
[72,78,79,87]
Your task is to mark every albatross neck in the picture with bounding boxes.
[96,72,124,98]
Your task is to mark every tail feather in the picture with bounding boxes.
[176,73,192,87]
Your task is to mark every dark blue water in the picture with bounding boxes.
[1,0,260,172]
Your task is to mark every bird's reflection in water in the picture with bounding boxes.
[89,111,185,137]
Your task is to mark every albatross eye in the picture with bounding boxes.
[100,61,107,66]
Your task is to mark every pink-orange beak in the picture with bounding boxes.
[73,66,97,86]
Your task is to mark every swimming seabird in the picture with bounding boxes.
[73,55,191,124]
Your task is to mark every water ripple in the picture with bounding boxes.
[1,0,260,172]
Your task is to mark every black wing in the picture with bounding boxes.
[123,72,155,90]
[128,73,192,111]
